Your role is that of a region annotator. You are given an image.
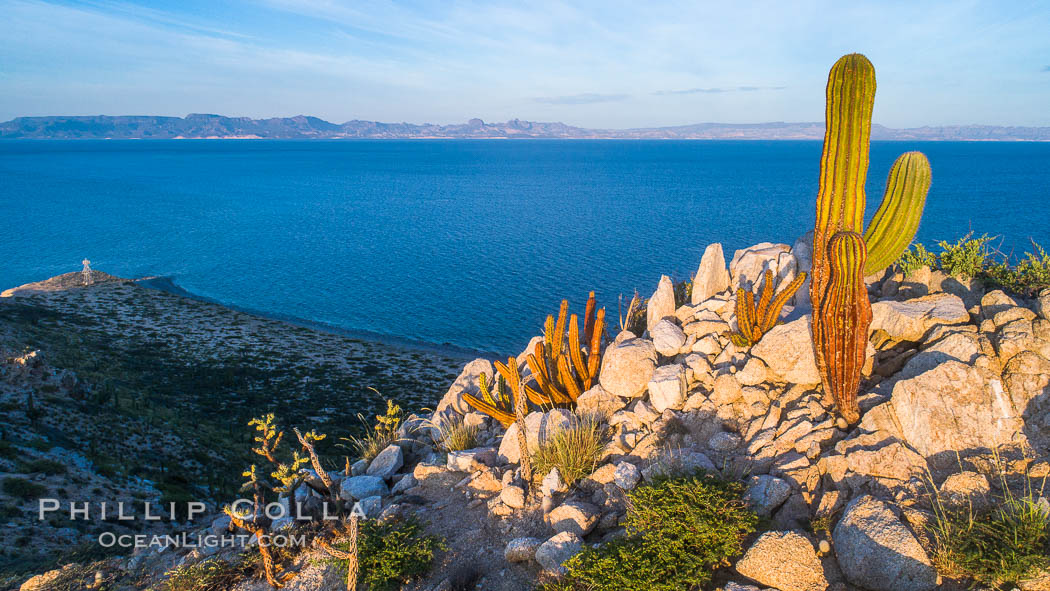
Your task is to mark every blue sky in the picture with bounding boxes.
[2,0,1049,127]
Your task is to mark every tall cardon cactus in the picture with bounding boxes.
[811,54,932,424]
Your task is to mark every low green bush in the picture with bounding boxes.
[542,471,758,591]
[325,517,445,591]
[897,243,938,276]
[937,233,993,279]
[2,477,47,500]
[895,234,1050,295]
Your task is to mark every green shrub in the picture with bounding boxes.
[986,242,1050,295]
[533,415,609,486]
[896,243,938,276]
[325,517,445,591]
[938,233,993,279]
[2,477,47,500]
[20,458,66,475]
[164,557,248,591]
[929,465,1050,587]
[543,471,758,591]
[896,236,1050,295]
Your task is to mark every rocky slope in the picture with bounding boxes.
[0,273,468,589]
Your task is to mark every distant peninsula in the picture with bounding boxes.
[2,113,1049,141]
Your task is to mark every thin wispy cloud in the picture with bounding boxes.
[653,86,786,95]
[534,93,630,105]
[1,0,1049,127]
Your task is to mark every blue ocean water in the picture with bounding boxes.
[1,140,1047,354]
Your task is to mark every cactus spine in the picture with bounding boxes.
[811,53,932,424]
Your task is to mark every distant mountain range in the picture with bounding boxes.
[2,113,1049,141]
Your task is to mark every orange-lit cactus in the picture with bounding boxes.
[731,269,807,347]
[463,293,606,424]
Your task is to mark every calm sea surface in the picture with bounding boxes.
[1,140,1047,353]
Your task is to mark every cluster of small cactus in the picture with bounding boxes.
[464,293,606,425]
[810,53,932,424]
[730,269,807,347]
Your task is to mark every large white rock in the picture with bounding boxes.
[613,461,641,490]
[1036,289,1050,321]
[692,243,731,304]
[339,475,388,501]
[887,360,1025,471]
[735,530,828,591]
[730,242,794,292]
[749,315,821,386]
[651,318,687,356]
[366,444,403,480]
[534,532,583,575]
[791,232,814,309]
[575,385,627,418]
[498,410,574,464]
[548,500,600,536]
[599,334,657,398]
[647,275,677,334]
[870,293,970,343]
[504,537,543,563]
[833,495,938,591]
[743,474,791,517]
[435,358,494,414]
[648,364,686,412]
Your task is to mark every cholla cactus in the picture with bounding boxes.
[810,53,932,424]
[249,414,283,463]
[316,516,360,591]
[232,416,351,589]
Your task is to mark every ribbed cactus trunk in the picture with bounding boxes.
[811,54,876,423]
[817,233,871,424]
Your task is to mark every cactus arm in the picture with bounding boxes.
[760,272,807,331]
[585,308,605,388]
[755,269,775,327]
[744,287,760,342]
[543,314,556,356]
[553,300,568,357]
[478,372,495,405]
[494,358,516,388]
[863,151,932,275]
[523,384,550,407]
[462,392,515,426]
[583,291,597,344]
[556,356,582,402]
[568,314,588,382]
[817,232,871,424]
[526,344,559,401]
[735,287,754,344]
